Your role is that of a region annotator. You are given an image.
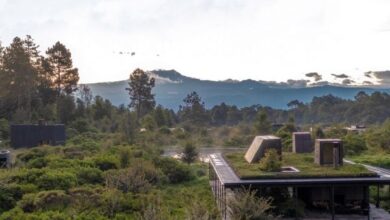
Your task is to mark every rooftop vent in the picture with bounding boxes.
[314,139,343,167]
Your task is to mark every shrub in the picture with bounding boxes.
[105,161,160,193]
[0,184,23,213]
[259,149,282,172]
[17,148,47,163]
[77,167,104,185]
[343,133,367,155]
[158,126,171,135]
[119,148,132,168]
[68,187,102,213]
[154,157,194,184]
[93,155,119,171]
[229,188,273,220]
[182,142,198,164]
[18,190,70,212]
[37,171,77,190]
[11,169,46,184]
[26,157,48,168]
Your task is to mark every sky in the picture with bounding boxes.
[1,0,390,85]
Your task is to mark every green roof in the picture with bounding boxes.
[224,152,377,180]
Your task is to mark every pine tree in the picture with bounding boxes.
[126,68,155,120]
[182,142,198,164]
[254,110,271,134]
[0,37,38,121]
[46,42,79,95]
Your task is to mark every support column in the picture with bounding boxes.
[376,184,380,208]
[330,186,335,220]
[365,186,370,220]
[294,187,298,220]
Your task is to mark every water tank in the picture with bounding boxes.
[0,150,11,168]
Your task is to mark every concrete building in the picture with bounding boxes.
[244,135,282,163]
[315,139,343,166]
[10,123,66,148]
[292,132,313,153]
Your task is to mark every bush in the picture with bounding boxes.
[17,148,47,163]
[182,142,198,164]
[343,133,367,155]
[93,155,119,171]
[105,161,160,193]
[154,157,194,184]
[0,184,23,213]
[119,148,132,168]
[18,190,70,212]
[158,126,171,135]
[77,167,104,185]
[259,149,282,172]
[229,188,273,220]
[37,171,77,190]
[26,157,48,168]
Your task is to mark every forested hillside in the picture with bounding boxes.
[86,69,390,110]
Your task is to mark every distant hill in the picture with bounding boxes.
[85,70,390,110]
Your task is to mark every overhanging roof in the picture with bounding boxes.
[209,153,390,188]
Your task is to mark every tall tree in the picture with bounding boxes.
[126,68,155,119]
[254,110,271,134]
[0,37,38,120]
[179,91,209,125]
[46,42,79,95]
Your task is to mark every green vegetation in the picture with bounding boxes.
[258,149,282,172]
[349,154,390,169]
[225,152,376,179]
[228,188,274,220]
[0,135,219,219]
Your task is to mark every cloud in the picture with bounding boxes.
[363,81,373,85]
[365,70,390,85]
[331,73,349,78]
[305,72,322,81]
[364,72,372,78]
[341,79,355,85]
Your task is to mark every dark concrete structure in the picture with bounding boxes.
[244,135,282,163]
[315,139,343,166]
[292,132,313,153]
[10,124,66,148]
[0,150,11,168]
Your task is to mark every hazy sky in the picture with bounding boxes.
[1,0,390,84]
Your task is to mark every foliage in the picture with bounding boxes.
[343,133,367,155]
[179,91,209,125]
[182,141,198,164]
[258,149,282,172]
[254,110,271,135]
[153,157,194,184]
[228,188,274,220]
[126,68,155,119]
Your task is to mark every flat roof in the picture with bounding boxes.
[209,153,390,188]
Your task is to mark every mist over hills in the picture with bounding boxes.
[85,70,390,110]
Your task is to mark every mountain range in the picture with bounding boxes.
[85,70,390,110]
